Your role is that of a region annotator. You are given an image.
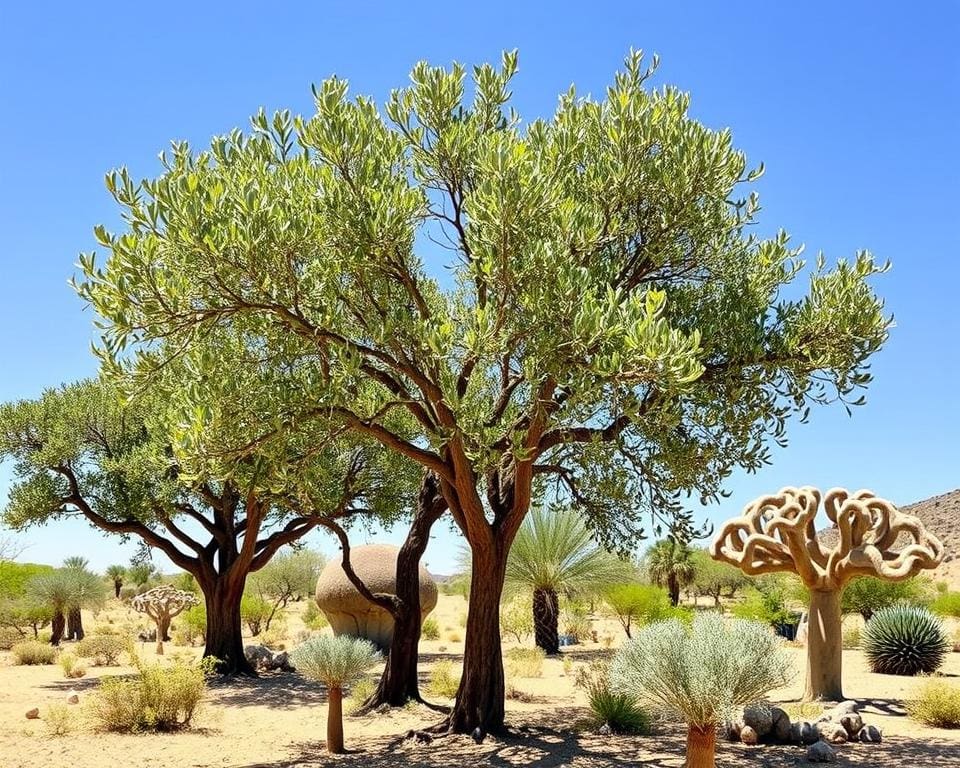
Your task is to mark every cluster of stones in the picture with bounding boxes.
[727,701,881,763]
[244,644,295,672]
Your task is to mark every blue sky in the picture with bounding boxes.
[0,2,957,575]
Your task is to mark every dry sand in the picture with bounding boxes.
[1,594,959,768]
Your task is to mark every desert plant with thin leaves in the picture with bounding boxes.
[610,613,793,768]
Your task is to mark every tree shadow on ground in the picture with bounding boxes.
[210,671,330,710]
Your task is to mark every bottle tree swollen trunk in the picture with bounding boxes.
[685,724,717,768]
[804,588,844,701]
[326,686,345,753]
[533,587,560,655]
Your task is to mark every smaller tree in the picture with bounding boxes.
[290,636,380,753]
[645,539,695,607]
[127,558,158,589]
[247,549,325,633]
[841,575,929,621]
[690,550,749,608]
[105,565,126,599]
[26,568,106,645]
[132,585,200,655]
[604,583,675,638]
[610,613,792,768]
[62,556,98,640]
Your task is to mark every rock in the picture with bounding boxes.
[806,741,837,763]
[66,692,79,705]
[858,724,882,743]
[817,722,847,744]
[839,712,863,737]
[740,725,759,745]
[25,708,39,720]
[598,723,612,736]
[833,700,859,715]
[471,726,485,744]
[272,651,293,672]
[799,721,820,745]
[743,702,773,737]
[725,719,745,742]
[789,721,803,744]
[245,644,275,671]
[771,707,792,742]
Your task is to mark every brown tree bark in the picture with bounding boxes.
[113,580,122,599]
[685,724,716,768]
[49,610,66,646]
[804,588,843,701]
[66,607,85,641]
[326,685,345,753]
[200,575,253,675]
[668,573,680,607]
[533,587,560,655]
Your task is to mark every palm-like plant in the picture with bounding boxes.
[290,636,381,753]
[505,507,632,654]
[105,564,126,599]
[62,556,103,640]
[646,538,695,606]
[610,613,793,768]
[26,567,106,645]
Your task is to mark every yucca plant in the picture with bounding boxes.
[610,613,792,768]
[290,636,380,753]
[862,604,950,676]
[505,507,632,654]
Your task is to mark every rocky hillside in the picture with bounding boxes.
[901,488,960,586]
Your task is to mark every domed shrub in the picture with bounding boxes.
[863,604,950,676]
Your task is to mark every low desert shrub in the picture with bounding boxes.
[426,660,461,699]
[908,678,960,728]
[59,652,87,679]
[177,604,206,645]
[346,676,376,714]
[953,627,960,653]
[842,625,861,649]
[0,626,25,650]
[241,594,271,636]
[44,703,74,736]
[505,646,545,678]
[261,624,287,650]
[575,661,650,734]
[561,610,593,643]
[302,601,329,630]
[77,634,126,666]
[862,604,950,676]
[12,640,56,665]
[421,617,440,640]
[931,591,960,619]
[603,583,675,637]
[500,597,533,643]
[446,631,462,643]
[562,656,574,676]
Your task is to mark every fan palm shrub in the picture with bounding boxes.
[105,565,126,599]
[290,636,380,753]
[505,507,631,653]
[25,567,106,645]
[645,538,694,606]
[610,613,793,768]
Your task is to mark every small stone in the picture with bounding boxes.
[598,723,612,736]
[771,707,791,742]
[833,700,859,715]
[799,721,820,745]
[740,725,759,745]
[817,722,847,744]
[789,721,803,744]
[743,702,773,737]
[471,726,485,744]
[725,719,745,742]
[806,740,837,763]
[839,712,863,737]
[66,692,79,705]
[858,724,882,743]
[25,708,39,720]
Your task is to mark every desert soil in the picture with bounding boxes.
[1,594,958,768]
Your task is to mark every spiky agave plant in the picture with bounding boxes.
[290,636,380,753]
[862,604,950,676]
[610,613,793,768]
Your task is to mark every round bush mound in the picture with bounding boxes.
[314,544,437,651]
[863,604,950,676]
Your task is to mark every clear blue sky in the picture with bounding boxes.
[1,2,957,575]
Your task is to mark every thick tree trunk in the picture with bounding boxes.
[685,724,716,768]
[66,607,84,641]
[804,588,843,701]
[533,587,560,655]
[158,614,172,642]
[327,686,345,753]
[362,473,446,710]
[50,611,66,646]
[445,542,509,734]
[202,577,253,674]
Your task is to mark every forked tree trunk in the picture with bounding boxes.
[158,614,172,642]
[804,588,843,701]
[445,541,510,734]
[533,587,560,655]
[201,576,253,674]
[327,686,345,753]
[66,607,84,641]
[685,724,716,768]
[50,610,66,646]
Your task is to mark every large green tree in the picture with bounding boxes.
[75,51,889,732]
[0,380,409,671]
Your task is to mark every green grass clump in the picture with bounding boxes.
[59,651,87,679]
[908,678,960,728]
[346,676,377,714]
[77,634,126,666]
[421,617,440,640]
[12,640,56,665]
[426,660,461,699]
[505,646,546,678]
[575,661,650,734]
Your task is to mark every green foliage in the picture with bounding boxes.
[500,596,534,643]
[177,604,207,645]
[644,539,695,604]
[609,613,793,728]
[575,661,651,734]
[240,593,271,636]
[44,703,74,737]
[0,626,24,649]
[909,678,960,728]
[842,625,861,650]
[732,574,803,626]
[302,600,328,631]
[505,646,546,678]
[12,640,57,665]
[26,566,107,616]
[560,599,593,642]
[841,576,930,620]
[290,635,380,688]
[862,604,950,676]
[930,591,960,618]
[689,549,749,606]
[346,676,377,714]
[59,651,87,679]
[0,561,54,598]
[603,583,675,637]
[169,571,198,594]
[77,634,126,665]
[0,561,55,637]
[421,616,440,640]
[247,549,325,632]
[426,660,461,699]
[89,656,213,732]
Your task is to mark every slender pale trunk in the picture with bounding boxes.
[326,686,344,753]
[804,588,843,701]
[685,725,716,768]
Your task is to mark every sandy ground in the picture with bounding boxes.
[1,594,959,768]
